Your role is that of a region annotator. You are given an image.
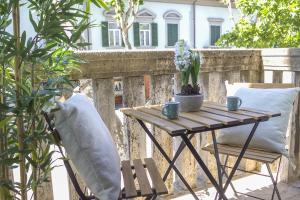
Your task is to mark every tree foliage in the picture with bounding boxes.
[0,1,106,200]
[108,0,143,49]
[218,0,300,48]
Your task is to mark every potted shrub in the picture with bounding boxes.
[174,40,203,112]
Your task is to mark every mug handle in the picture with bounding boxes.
[238,98,242,108]
[162,105,169,117]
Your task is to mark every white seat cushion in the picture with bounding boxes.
[54,93,121,200]
[218,85,298,155]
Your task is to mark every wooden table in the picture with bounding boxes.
[121,102,280,200]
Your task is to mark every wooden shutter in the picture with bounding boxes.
[151,23,158,46]
[167,23,178,46]
[101,21,109,47]
[210,25,221,45]
[133,22,140,47]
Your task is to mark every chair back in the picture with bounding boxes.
[233,82,300,182]
[43,112,95,200]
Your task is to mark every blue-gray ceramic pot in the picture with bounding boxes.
[174,94,204,112]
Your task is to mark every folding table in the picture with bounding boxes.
[121,102,280,200]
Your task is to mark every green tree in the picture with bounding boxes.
[108,0,144,49]
[0,1,106,200]
[218,0,300,48]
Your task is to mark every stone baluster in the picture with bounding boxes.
[92,78,115,132]
[173,73,198,191]
[93,77,129,157]
[226,70,241,84]
[294,72,300,87]
[123,76,146,160]
[208,72,227,104]
[36,176,54,200]
[273,71,283,83]
[150,74,174,191]
[199,72,209,100]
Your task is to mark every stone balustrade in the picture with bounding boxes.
[43,48,300,200]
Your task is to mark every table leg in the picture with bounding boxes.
[137,120,199,200]
[181,134,228,200]
[211,130,224,195]
[220,121,260,199]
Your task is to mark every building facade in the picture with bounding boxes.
[88,0,240,50]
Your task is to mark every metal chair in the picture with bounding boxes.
[203,82,296,200]
[43,112,168,200]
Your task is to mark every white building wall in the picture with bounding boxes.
[89,2,239,50]
[90,4,104,50]
[140,1,193,49]
[195,6,240,48]
[18,2,239,50]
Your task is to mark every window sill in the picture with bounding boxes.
[165,45,175,48]
[135,46,157,49]
[105,46,125,49]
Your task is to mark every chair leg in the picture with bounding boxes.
[221,155,239,198]
[214,155,239,200]
[266,157,282,200]
[220,165,239,199]
[214,154,228,200]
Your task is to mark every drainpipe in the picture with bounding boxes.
[84,2,91,50]
[87,26,91,50]
[193,0,197,48]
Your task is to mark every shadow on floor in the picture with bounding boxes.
[166,175,300,200]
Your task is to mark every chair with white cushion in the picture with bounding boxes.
[203,83,298,200]
[43,94,168,200]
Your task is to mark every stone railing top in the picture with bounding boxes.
[72,49,262,79]
[262,48,300,57]
[261,48,300,71]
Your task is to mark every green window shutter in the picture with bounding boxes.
[101,21,109,47]
[151,23,158,46]
[210,25,221,45]
[133,22,140,47]
[167,24,178,46]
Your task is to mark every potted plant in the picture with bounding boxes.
[174,40,203,112]
[0,1,107,200]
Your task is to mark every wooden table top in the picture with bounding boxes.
[121,102,281,136]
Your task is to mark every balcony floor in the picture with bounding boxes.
[165,172,300,200]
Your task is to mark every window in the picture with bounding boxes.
[133,9,157,48]
[210,25,221,46]
[163,10,182,47]
[108,22,122,47]
[167,23,178,46]
[139,23,151,47]
[207,18,224,46]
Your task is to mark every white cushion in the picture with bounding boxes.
[218,85,298,155]
[54,93,121,200]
